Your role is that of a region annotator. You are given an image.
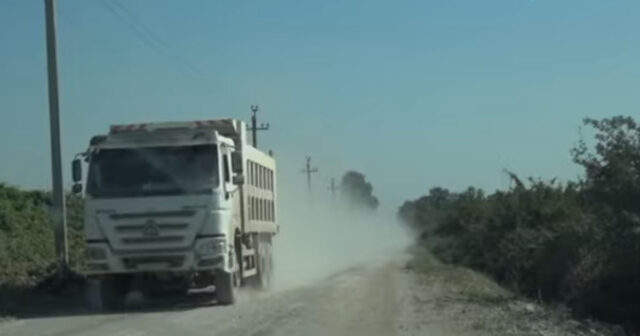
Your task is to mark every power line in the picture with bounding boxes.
[99,0,205,82]
[112,0,204,77]
[100,1,163,55]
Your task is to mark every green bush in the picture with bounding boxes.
[399,116,640,330]
[0,184,85,287]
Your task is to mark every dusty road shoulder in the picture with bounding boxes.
[397,252,626,336]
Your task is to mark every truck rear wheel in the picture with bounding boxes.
[214,270,236,305]
[99,275,130,311]
[255,240,273,290]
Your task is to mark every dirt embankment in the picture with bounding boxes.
[402,251,627,336]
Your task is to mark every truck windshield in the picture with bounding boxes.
[86,145,218,198]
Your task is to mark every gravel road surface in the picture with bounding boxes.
[0,258,416,336]
[0,255,624,336]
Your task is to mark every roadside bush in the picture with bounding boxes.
[569,116,640,325]
[398,116,640,331]
[0,184,85,288]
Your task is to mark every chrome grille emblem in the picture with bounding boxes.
[142,219,160,237]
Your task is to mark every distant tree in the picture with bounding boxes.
[340,171,379,211]
[571,116,640,293]
[572,116,640,217]
[398,187,454,233]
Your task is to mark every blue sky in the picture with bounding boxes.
[1,0,639,208]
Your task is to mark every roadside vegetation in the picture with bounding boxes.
[399,116,640,332]
[0,186,85,313]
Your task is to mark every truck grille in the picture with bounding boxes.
[110,210,195,220]
[105,210,198,251]
[121,236,184,244]
[122,255,185,269]
[115,223,189,233]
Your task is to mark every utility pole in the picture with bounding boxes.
[328,177,340,203]
[301,156,318,193]
[44,0,69,274]
[248,105,269,148]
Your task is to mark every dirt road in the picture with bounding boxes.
[0,259,406,336]
[0,255,623,336]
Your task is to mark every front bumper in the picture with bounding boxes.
[85,239,228,275]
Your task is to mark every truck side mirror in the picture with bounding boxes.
[72,158,82,183]
[232,175,245,185]
[72,183,83,194]
[231,152,243,173]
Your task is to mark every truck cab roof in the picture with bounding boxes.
[90,119,243,150]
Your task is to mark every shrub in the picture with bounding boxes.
[399,116,640,330]
[0,184,85,287]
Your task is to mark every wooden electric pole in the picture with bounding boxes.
[44,0,69,274]
[248,105,269,148]
[328,177,340,203]
[301,156,318,193]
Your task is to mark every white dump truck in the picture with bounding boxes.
[71,119,277,308]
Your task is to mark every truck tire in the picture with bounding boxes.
[214,270,236,305]
[99,275,129,311]
[256,241,273,290]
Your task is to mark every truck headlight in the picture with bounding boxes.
[195,239,226,256]
[87,246,107,260]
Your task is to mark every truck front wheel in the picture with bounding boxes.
[214,270,236,305]
[99,275,130,311]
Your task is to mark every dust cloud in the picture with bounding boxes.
[272,184,411,290]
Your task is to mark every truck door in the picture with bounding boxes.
[221,149,233,204]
